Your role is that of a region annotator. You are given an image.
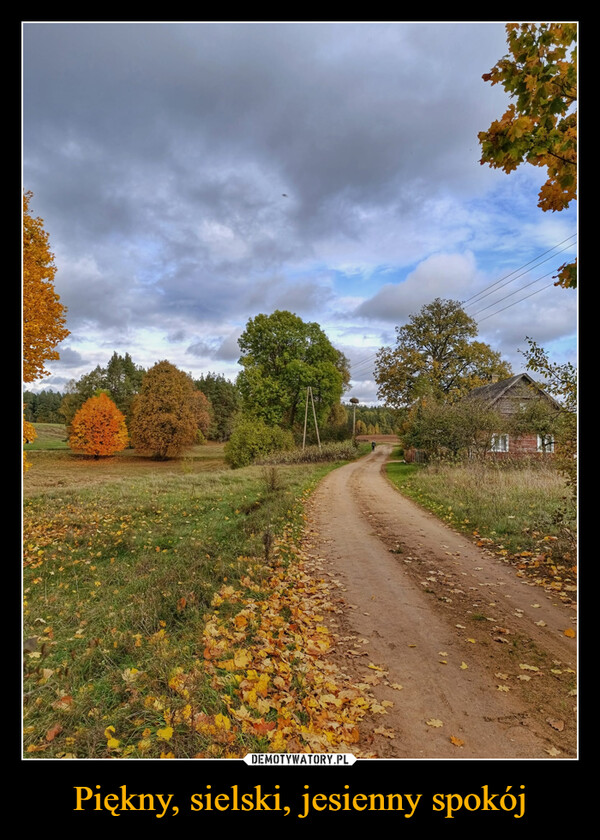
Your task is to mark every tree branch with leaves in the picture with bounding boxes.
[478,23,577,288]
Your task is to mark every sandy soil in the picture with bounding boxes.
[303,445,577,759]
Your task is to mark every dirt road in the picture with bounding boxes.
[303,445,577,759]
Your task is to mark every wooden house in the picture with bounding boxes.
[465,372,560,456]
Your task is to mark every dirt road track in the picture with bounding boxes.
[303,445,577,759]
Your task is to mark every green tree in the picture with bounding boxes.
[236,310,350,431]
[403,397,503,461]
[374,299,511,409]
[478,22,577,288]
[60,352,145,430]
[195,372,240,441]
[129,361,199,460]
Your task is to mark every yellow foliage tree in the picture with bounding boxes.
[23,407,37,473]
[23,191,70,382]
[23,190,70,471]
[69,393,129,458]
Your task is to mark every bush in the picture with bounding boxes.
[224,416,294,468]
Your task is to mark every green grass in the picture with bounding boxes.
[23,449,361,758]
[24,423,70,450]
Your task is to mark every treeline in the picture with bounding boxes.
[343,403,402,436]
[23,390,64,423]
[23,352,241,445]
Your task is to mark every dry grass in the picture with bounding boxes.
[23,443,227,497]
[387,458,575,561]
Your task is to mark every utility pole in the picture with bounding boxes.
[309,386,321,449]
[350,397,359,438]
[302,386,309,450]
[302,386,321,449]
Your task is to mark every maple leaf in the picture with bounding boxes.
[450,735,464,747]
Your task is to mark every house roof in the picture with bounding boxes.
[466,373,560,407]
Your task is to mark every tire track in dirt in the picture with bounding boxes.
[303,445,577,759]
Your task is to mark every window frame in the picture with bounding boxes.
[537,434,555,453]
[490,433,509,453]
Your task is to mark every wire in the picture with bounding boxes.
[476,281,558,324]
[470,266,561,317]
[462,234,576,307]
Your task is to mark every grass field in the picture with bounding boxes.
[23,439,382,758]
[24,422,70,450]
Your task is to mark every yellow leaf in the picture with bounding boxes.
[234,649,252,668]
[156,726,173,741]
[426,718,443,727]
[450,735,464,747]
[564,627,576,638]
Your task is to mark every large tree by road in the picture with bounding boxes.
[374,298,511,409]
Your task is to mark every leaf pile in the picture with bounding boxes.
[169,533,382,757]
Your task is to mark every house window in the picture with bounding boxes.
[537,434,555,453]
[491,434,509,452]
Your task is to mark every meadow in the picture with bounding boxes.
[23,430,381,758]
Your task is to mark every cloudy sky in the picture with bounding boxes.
[23,21,577,404]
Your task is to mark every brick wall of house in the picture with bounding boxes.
[489,433,553,457]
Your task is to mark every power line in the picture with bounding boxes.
[476,281,557,324]
[470,266,561,317]
[462,234,576,307]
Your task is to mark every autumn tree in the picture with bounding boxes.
[23,191,70,382]
[374,298,512,408]
[192,389,212,442]
[129,361,200,460]
[23,409,37,473]
[236,310,350,432]
[478,23,577,288]
[68,393,129,458]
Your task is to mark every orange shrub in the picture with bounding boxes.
[69,393,129,458]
